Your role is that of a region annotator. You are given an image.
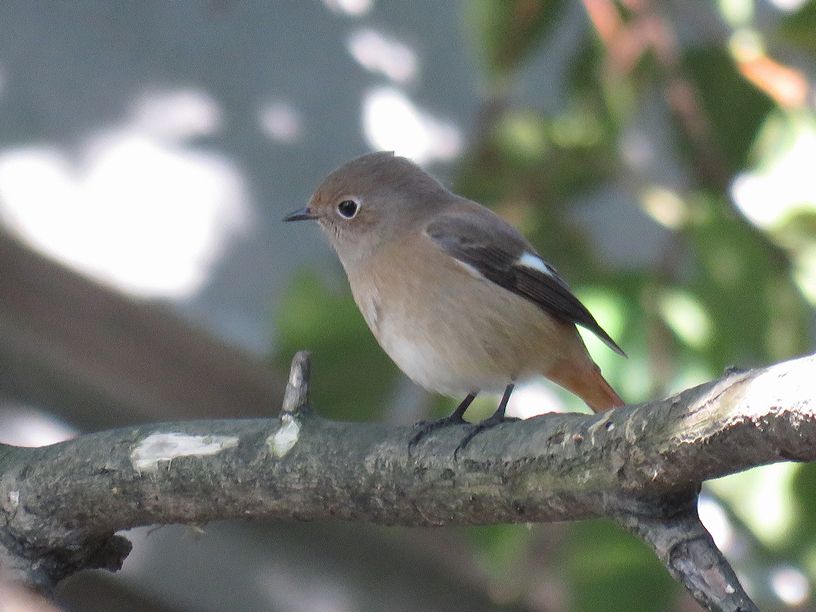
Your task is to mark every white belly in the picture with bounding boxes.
[378,327,513,396]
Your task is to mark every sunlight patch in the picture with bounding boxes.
[0,87,250,299]
[362,87,461,165]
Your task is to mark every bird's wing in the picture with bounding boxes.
[424,210,625,356]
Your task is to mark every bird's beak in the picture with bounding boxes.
[282,207,317,222]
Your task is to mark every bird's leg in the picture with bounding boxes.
[408,392,477,454]
[454,384,518,458]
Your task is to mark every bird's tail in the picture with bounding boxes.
[545,360,624,412]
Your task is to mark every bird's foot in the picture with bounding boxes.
[454,414,520,459]
[408,413,468,455]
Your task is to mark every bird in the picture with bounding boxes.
[284,151,624,452]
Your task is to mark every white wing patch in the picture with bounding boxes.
[517,251,554,277]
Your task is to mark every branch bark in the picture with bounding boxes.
[2,351,814,610]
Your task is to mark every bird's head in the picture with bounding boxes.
[284,151,449,263]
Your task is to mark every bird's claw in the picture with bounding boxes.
[408,414,467,455]
[453,415,520,459]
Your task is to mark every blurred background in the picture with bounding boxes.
[1,0,815,610]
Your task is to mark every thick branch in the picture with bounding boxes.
[0,230,283,428]
[0,352,813,609]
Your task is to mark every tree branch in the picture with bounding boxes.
[1,351,813,610]
[0,230,284,428]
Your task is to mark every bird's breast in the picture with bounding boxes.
[345,236,565,396]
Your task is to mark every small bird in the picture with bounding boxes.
[284,152,624,451]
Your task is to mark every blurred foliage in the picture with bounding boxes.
[466,0,566,83]
[277,1,816,609]
[275,270,400,421]
[565,521,677,611]
[682,48,775,171]
[780,1,816,51]
[790,464,816,559]
[687,195,810,366]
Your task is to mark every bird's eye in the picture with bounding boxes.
[337,199,359,219]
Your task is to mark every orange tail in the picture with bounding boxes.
[545,360,624,413]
